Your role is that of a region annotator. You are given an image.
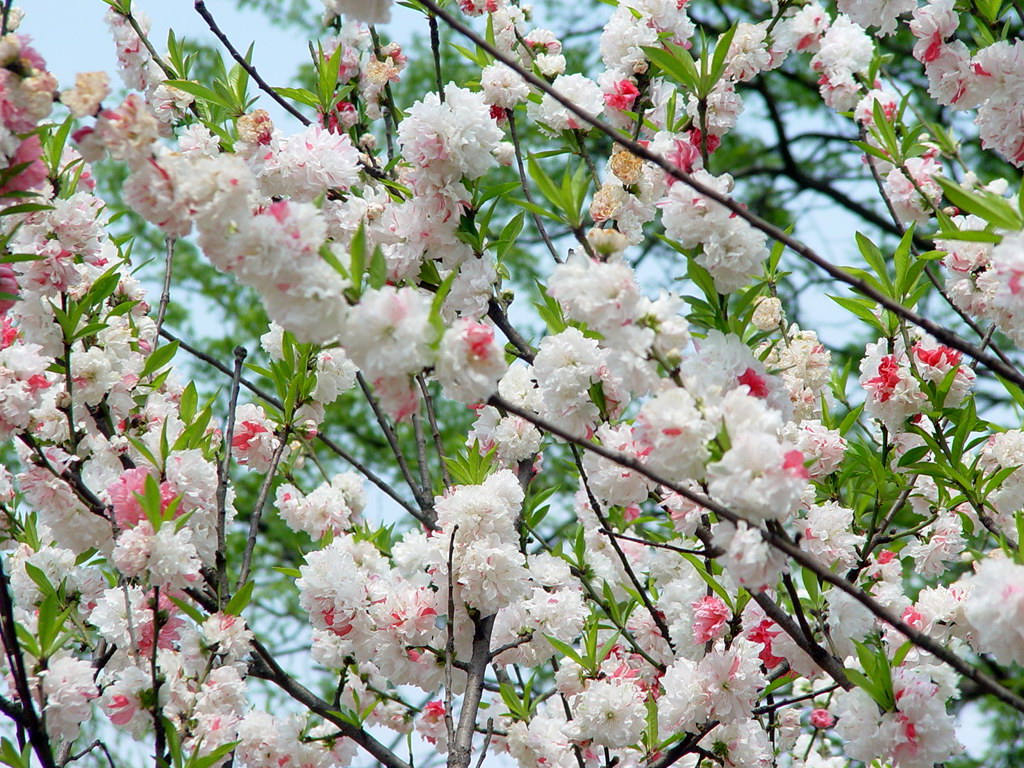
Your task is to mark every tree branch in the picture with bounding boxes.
[193,0,310,125]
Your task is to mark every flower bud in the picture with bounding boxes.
[752,296,783,331]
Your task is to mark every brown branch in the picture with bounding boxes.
[215,345,247,608]
[486,298,535,363]
[749,589,851,691]
[506,108,562,264]
[572,446,676,654]
[194,1,310,123]
[235,429,289,591]
[449,613,496,768]
[0,567,56,768]
[356,372,436,522]
[155,236,175,341]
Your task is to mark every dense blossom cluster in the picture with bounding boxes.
[1,1,1024,768]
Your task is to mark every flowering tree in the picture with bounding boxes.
[3,0,1024,766]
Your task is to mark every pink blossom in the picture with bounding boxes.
[106,468,177,529]
[810,708,835,728]
[0,136,47,199]
[747,618,783,668]
[604,79,640,111]
[0,263,17,314]
[691,595,731,644]
[737,367,769,398]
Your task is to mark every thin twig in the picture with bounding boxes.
[647,725,718,768]
[194,0,310,124]
[506,109,562,264]
[356,372,435,519]
[247,643,412,768]
[0,565,56,768]
[416,374,452,488]
[412,413,432,493]
[155,236,175,340]
[369,26,398,162]
[122,11,176,81]
[752,684,841,715]
[852,484,913,578]
[183,586,411,768]
[473,719,494,768]
[450,613,496,768]
[16,433,107,517]
[598,528,717,556]
[572,446,676,654]
[150,586,166,768]
[215,346,247,609]
[0,0,13,36]
[429,13,444,99]
[859,131,1017,372]
[443,525,459,754]
[489,631,535,660]
[235,430,289,591]
[65,739,118,768]
[486,298,535,362]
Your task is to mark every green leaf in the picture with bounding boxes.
[141,340,179,380]
[933,228,1002,244]
[225,580,255,616]
[892,640,913,668]
[935,176,1023,231]
[43,116,75,174]
[349,222,367,297]
[641,43,699,93]
[495,212,525,259]
[0,203,54,217]
[829,295,882,331]
[544,635,585,668]
[855,232,892,290]
[527,155,567,214]
[367,246,388,290]
[444,440,497,485]
[186,741,241,768]
[23,563,56,599]
[800,567,820,608]
[428,269,458,342]
[510,197,563,222]
[169,596,206,625]
[164,718,185,768]
[708,25,737,87]
[164,79,235,110]
[0,737,29,768]
[180,382,198,424]
[316,40,345,111]
[844,668,881,702]
[679,553,733,609]
[273,87,319,108]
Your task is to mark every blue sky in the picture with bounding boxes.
[27,1,310,88]
[23,0,420,126]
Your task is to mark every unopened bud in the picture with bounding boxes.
[587,227,629,257]
[752,296,783,331]
[609,147,643,186]
[237,109,273,146]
